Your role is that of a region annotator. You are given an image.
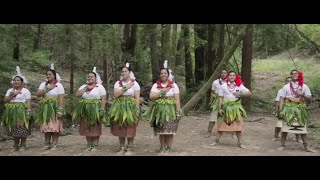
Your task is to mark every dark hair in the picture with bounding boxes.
[221,69,228,73]
[160,68,169,75]
[46,69,57,80]
[89,72,97,77]
[13,76,23,83]
[290,69,298,74]
[285,76,291,82]
[228,71,236,75]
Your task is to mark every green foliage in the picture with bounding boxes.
[23,50,54,69]
[253,24,300,57]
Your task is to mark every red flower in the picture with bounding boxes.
[156,80,173,89]
[297,71,304,87]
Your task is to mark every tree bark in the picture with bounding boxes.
[148,24,160,83]
[194,24,207,84]
[171,24,178,68]
[162,24,172,67]
[182,24,194,89]
[206,24,215,80]
[65,24,74,94]
[182,25,249,115]
[33,24,42,52]
[241,24,253,111]
[13,24,20,61]
[88,24,93,58]
[175,26,184,66]
[128,24,137,57]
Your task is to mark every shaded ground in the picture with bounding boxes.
[1,111,319,156]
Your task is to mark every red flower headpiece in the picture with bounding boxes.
[297,71,304,87]
[156,80,173,89]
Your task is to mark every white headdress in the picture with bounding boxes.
[92,67,102,84]
[163,60,168,69]
[163,60,174,81]
[168,69,174,81]
[12,66,28,84]
[49,63,61,82]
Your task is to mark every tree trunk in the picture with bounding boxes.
[162,24,172,67]
[148,24,160,83]
[65,24,74,94]
[33,24,42,52]
[241,24,253,111]
[206,24,215,80]
[182,25,249,115]
[128,24,137,57]
[217,24,225,65]
[49,33,55,61]
[175,26,184,66]
[13,24,20,61]
[102,35,108,99]
[171,24,178,68]
[182,24,194,89]
[88,24,93,58]
[194,24,207,84]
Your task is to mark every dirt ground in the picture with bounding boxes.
[1,111,319,156]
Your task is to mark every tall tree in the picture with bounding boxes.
[148,24,160,83]
[171,24,178,68]
[194,24,207,84]
[241,24,253,111]
[12,24,20,61]
[33,24,42,52]
[182,24,194,89]
[175,26,184,66]
[122,24,137,61]
[88,24,94,58]
[66,24,75,94]
[182,25,249,115]
[162,24,172,67]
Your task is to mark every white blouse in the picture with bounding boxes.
[5,88,31,103]
[114,80,140,96]
[78,84,106,99]
[38,82,65,98]
[151,82,179,97]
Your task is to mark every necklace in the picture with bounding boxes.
[290,82,300,96]
[227,83,236,92]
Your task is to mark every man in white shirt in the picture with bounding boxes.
[278,70,315,153]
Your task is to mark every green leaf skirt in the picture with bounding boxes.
[2,102,29,131]
[218,100,247,125]
[143,98,180,127]
[209,94,219,110]
[283,102,309,126]
[107,97,139,126]
[36,98,58,124]
[72,99,106,126]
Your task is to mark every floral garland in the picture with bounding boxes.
[119,79,135,87]
[156,80,173,89]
